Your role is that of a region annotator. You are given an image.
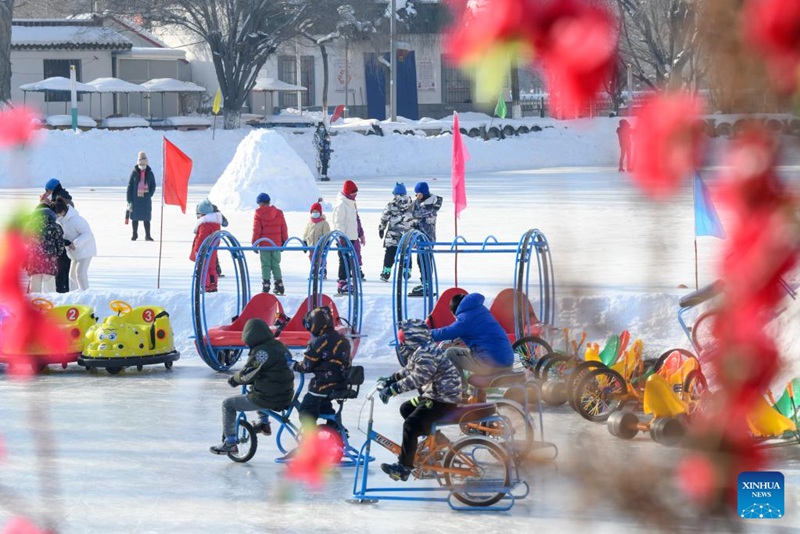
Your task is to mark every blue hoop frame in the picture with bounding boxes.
[191,230,363,371]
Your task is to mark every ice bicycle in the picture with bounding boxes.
[388,228,559,459]
[223,365,368,465]
[191,230,363,372]
[348,384,529,510]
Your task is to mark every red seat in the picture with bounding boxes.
[207,293,284,347]
[427,287,468,329]
[275,295,342,348]
[488,288,542,343]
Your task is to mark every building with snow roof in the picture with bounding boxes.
[10,16,193,119]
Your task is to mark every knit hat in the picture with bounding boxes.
[343,180,358,195]
[44,178,60,191]
[310,202,322,214]
[256,192,271,205]
[197,199,214,215]
[137,151,148,163]
[392,182,406,196]
[414,182,430,196]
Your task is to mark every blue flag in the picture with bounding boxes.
[694,173,726,238]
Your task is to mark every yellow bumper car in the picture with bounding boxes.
[78,300,180,374]
[0,298,97,371]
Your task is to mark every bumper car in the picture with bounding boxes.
[0,298,97,372]
[78,300,180,374]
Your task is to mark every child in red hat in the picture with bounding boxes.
[332,180,365,292]
[302,200,331,278]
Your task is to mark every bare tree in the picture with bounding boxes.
[0,0,12,104]
[137,0,308,129]
[614,0,700,91]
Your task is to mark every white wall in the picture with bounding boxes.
[11,50,115,118]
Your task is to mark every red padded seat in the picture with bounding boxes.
[489,288,543,343]
[207,293,284,347]
[427,287,468,329]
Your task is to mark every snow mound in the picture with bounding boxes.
[209,129,320,212]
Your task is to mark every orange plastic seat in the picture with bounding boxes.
[276,295,342,349]
[427,287,468,329]
[207,293,284,347]
[488,288,542,343]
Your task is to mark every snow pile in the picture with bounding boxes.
[208,129,321,212]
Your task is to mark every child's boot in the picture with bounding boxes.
[210,437,238,455]
[379,267,391,282]
[381,462,411,481]
[253,420,272,436]
[337,280,350,294]
[273,279,285,296]
[262,279,270,293]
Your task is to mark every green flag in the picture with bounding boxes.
[494,94,507,119]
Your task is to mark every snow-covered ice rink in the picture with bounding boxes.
[2,121,800,532]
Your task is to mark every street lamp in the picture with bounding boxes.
[390,0,397,122]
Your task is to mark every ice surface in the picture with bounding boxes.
[1,120,799,532]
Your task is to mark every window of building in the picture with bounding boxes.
[277,55,315,108]
[43,59,83,102]
[441,60,473,104]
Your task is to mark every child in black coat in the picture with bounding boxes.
[293,306,351,426]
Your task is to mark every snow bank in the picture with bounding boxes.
[208,129,321,212]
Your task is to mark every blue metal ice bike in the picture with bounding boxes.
[223,363,366,466]
[349,385,530,511]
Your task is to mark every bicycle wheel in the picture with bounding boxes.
[574,367,627,422]
[511,336,552,373]
[443,437,510,507]
[541,354,577,382]
[228,420,257,463]
[691,310,718,355]
[683,369,709,408]
[654,348,697,375]
[495,399,535,460]
[566,361,605,411]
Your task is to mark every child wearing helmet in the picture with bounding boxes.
[293,306,351,427]
[377,319,462,481]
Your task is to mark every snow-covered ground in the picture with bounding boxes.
[1,116,799,532]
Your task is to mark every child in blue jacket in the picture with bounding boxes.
[430,292,514,376]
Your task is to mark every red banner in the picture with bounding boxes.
[163,138,192,213]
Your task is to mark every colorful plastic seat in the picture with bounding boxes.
[427,287,468,329]
[207,293,284,347]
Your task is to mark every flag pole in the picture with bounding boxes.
[212,114,217,140]
[157,136,166,289]
[454,210,459,288]
[692,171,698,290]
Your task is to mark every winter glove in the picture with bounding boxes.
[378,384,397,404]
[359,234,366,246]
[378,228,385,239]
[292,360,301,372]
[377,375,395,388]
[227,376,238,387]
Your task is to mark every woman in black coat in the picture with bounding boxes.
[127,151,157,241]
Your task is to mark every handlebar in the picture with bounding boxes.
[367,383,381,401]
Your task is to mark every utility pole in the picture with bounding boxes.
[627,63,633,116]
[389,0,397,121]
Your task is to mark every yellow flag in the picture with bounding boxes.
[212,88,222,114]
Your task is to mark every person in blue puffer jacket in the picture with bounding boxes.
[430,292,514,376]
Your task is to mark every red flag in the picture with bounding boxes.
[330,105,345,123]
[163,138,192,213]
[451,112,470,219]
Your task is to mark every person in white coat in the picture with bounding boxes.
[52,199,97,290]
[331,179,363,293]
